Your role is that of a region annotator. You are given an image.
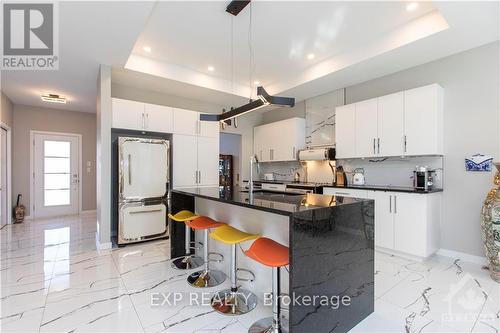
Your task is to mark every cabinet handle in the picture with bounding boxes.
[195,171,198,184]
[336,192,350,196]
[389,195,392,213]
[260,150,262,161]
[292,146,296,158]
[142,113,145,129]
[199,171,202,184]
[404,135,407,153]
[146,113,149,129]
[373,138,376,154]
[394,196,397,214]
[198,121,201,135]
[377,138,380,154]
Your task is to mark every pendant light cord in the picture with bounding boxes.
[248,2,254,101]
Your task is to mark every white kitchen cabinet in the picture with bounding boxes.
[172,134,198,187]
[112,98,145,130]
[404,84,443,156]
[253,118,305,162]
[173,108,199,136]
[144,103,173,133]
[197,137,219,186]
[335,84,443,159]
[355,98,378,157]
[374,191,395,249]
[323,186,441,259]
[335,104,356,159]
[199,120,219,138]
[377,92,404,156]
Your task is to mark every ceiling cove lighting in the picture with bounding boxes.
[41,93,66,104]
[406,2,418,11]
[200,86,295,122]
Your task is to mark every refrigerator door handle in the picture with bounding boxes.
[129,209,163,214]
[128,154,132,185]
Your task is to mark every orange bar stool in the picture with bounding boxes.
[209,225,260,315]
[185,216,226,288]
[168,210,203,270]
[245,237,289,333]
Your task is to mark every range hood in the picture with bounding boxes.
[200,86,295,122]
[299,147,336,161]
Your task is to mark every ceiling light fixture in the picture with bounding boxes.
[307,53,315,60]
[207,66,215,72]
[41,93,66,104]
[406,2,418,11]
[200,86,294,122]
[254,80,260,85]
[143,46,152,53]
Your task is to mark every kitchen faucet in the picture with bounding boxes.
[249,154,260,201]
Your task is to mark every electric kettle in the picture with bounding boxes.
[352,168,365,186]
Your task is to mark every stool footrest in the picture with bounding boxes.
[208,252,224,263]
[236,268,255,282]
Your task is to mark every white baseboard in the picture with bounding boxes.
[437,248,488,266]
[95,233,112,250]
[80,210,97,216]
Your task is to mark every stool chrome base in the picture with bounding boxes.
[187,269,226,288]
[248,317,288,333]
[211,288,257,315]
[171,255,203,270]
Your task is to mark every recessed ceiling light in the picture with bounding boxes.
[254,81,260,85]
[143,46,152,53]
[406,2,418,11]
[207,66,215,72]
[307,53,315,60]
[41,93,66,104]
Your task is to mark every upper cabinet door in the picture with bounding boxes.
[173,108,199,136]
[377,92,404,157]
[335,104,356,159]
[354,98,378,158]
[199,120,219,138]
[254,125,266,162]
[112,98,145,130]
[172,134,198,188]
[404,84,443,156]
[197,137,219,186]
[144,103,173,133]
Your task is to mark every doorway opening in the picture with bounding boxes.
[31,131,82,219]
[0,124,11,228]
[219,133,242,191]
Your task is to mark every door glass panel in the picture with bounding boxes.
[44,141,70,157]
[44,190,70,206]
[43,140,71,207]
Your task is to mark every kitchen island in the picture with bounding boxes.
[170,187,374,333]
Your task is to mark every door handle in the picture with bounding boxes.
[129,209,162,214]
[128,154,132,185]
[389,195,392,213]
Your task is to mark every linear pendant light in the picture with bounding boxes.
[200,86,295,122]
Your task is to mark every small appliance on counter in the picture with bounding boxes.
[298,147,336,161]
[413,166,435,191]
[352,168,366,186]
[263,173,275,181]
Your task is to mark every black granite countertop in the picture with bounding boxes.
[322,184,443,194]
[172,186,369,216]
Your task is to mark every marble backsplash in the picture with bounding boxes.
[256,156,444,188]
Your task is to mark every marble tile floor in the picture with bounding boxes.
[1,215,498,333]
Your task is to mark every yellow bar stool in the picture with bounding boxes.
[168,210,203,270]
[209,225,260,315]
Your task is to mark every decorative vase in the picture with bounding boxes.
[481,162,500,282]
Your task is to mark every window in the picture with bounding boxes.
[43,140,71,206]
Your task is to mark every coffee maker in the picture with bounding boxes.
[413,166,434,191]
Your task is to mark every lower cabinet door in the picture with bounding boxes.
[393,193,427,256]
[374,191,395,249]
[119,202,166,243]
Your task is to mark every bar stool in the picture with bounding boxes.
[168,210,203,270]
[209,225,260,315]
[245,237,289,333]
[185,216,226,288]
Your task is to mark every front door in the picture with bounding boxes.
[33,133,79,218]
[0,128,8,227]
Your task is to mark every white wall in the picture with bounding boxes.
[343,41,499,257]
[96,65,112,248]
